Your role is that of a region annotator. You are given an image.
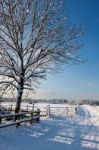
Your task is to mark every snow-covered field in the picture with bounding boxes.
[0,103,99,150]
[0,102,76,116]
[1,102,99,117]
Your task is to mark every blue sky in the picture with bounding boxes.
[33,0,99,100]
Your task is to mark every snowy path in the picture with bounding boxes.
[0,116,99,150]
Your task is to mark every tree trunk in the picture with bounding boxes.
[14,78,24,121]
[15,89,23,114]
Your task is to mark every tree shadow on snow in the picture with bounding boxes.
[0,116,99,150]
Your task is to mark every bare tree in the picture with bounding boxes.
[0,0,84,114]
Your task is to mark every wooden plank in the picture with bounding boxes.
[0,109,40,129]
[0,110,40,119]
[0,116,40,128]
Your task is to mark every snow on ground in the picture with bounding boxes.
[1,104,99,150]
[1,102,99,116]
[0,102,75,116]
[82,105,99,117]
[0,116,99,149]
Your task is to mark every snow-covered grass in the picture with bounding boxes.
[1,103,99,150]
[1,102,76,116]
[1,102,99,117]
[82,105,99,117]
[0,116,99,150]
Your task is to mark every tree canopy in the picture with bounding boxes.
[0,0,84,113]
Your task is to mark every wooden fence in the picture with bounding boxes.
[0,109,40,129]
[1,104,77,117]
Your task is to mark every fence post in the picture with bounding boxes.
[32,101,35,111]
[30,112,33,125]
[0,105,1,123]
[27,105,28,111]
[10,104,12,111]
[36,108,40,122]
[0,116,1,124]
[46,105,50,117]
[67,107,68,116]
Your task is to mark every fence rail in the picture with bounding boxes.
[1,104,77,117]
[0,110,40,128]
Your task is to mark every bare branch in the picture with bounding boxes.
[0,0,85,113]
[0,81,18,89]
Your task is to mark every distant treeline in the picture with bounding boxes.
[69,100,99,105]
[0,97,99,105]
[0,98,68,104]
